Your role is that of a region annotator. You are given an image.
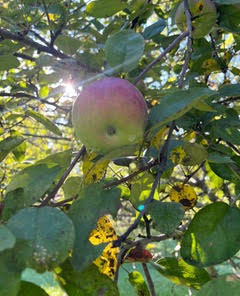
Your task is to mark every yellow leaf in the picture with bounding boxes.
[151,127,169,150]
[82,152,109,186]
[170,183,197,210]
[48,13,55,21]
[170,146,186,165]
[89,216,118,279]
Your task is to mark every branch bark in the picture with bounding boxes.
[134,30,189,84]
[142,263,156,296]
[113,122,175,248]
[0,27,97,72]
[40,146,86,206]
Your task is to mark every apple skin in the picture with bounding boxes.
[175,0,217,38]
[72,77,148,154]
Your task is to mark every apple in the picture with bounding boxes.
[175,0,217,38]
[72,77,148,154]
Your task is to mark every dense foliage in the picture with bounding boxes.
[1,0,240,295]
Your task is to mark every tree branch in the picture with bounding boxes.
[134,30,189,84]
[22,133,71,141]
[113,122,175,247]
[104,159,158,189]
[177,0,193,88]
[142,263,156,296]
[13,52,35,61]
[0,27,97,72]
[40,146,86,206]
[0,92,69,111]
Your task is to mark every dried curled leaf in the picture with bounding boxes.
[124,246,153,263]
[89,216,118,279]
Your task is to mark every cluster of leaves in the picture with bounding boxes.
[1,0,240,295]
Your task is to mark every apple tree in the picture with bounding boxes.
[1,0,240,295]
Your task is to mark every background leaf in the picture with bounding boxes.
[105,30,144,73]
[86,0,126,18]
[197,274,240,296]
[26,110,62,136]
[0,136,25,162]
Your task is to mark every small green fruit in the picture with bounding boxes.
[72,77,148,154]
[174,0,217,38]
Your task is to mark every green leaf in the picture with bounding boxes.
[218,83,240,97]
[129,172,158,208]
[10,131,26,162]
[0,225,16,251]
[55,35,81,55]
[128,271,150,296]
[215,0,240,4]
[210,119,240,146]
[143,19,166,40]
[0,246,24,296]
[60,262,119,296]
[62,176,82,199]
[0,55,20,70]
[147,201,185,234]
[197,274,240,296]
[68,181,121,270]
[2,189,25,222]
[37,149,73,182]
[193,100,216,112]
[18,281,48,296]
[0,261,21,296]
[180,202,240,267]
[26,109,62,136]
[0,40,23,55]
[105,30,144,73]
[86,0,126,18]
[6,163,61,206]
[209,161,240,184]
[0,136,25,162]
[7,207,75,271]
[208,152,233,164]
[218,5,240,33]
[147,87,214,133]
[151,257,210,290]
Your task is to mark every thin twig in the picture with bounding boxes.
[22,133,71,141]
[226,141,240,155]
[104,159,157,189]
[143,215,151,239]
[0,92,69,111]
[134,30,189,84]
[142,263,156,296]
[183,161,205,184]
[40,146,86,206]
[177,0,193,88]
[42,0,54,41]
